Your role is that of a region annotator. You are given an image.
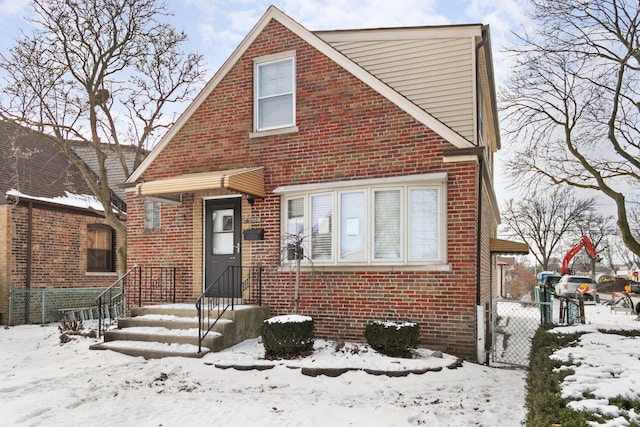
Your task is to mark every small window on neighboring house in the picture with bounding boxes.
[255,56,295,131]
[145,200,161,231]
[87,224,115,272]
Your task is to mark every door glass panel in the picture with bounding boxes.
[212,208,234,254]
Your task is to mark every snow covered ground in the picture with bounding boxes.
[1,303,639,426]
[548,303,640,426]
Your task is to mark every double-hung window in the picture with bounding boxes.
[277,174,446,267]
[87,224,115,272]
[255,56,295,131]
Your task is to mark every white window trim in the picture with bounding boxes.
[278,174,448,270]
[254,52,296,133]
[372,187,404,263]
[274,173,447,194]
[338,189,367,264]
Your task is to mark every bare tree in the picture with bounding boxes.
[505,261,536,300]
[500,187,596,270]
[0,0,205,273]
[500,0,640,256]
[599,229,639,274]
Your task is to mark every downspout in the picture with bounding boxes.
[476,156,484,306]
[25,201,33,323]
[474,27,489,306]
[475,27,491,364]
[26,201,33,289]
[26,201,33,290]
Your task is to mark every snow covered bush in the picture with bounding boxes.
[261,315,314,359]
[365,320,419,357]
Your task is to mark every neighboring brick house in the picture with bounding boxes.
[0,121,123,325]
[124,6,527,361]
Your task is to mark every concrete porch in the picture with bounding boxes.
[90,303,270,359]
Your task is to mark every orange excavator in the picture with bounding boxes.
[561,235,598,275]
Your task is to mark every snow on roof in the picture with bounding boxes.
[6,189,104,212]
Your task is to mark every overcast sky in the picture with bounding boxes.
[0,0,532,77]
[0,0,535,202]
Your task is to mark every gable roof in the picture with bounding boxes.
[0,121,95,206]
[129,6,485,184]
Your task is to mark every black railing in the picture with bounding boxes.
[196,265,263,353]
[96,266,178,338]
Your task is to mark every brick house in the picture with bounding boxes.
[124,6,527,361]
[0,121,123,325]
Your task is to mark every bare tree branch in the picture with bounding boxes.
[500,0,640,256]
[500,187,597,270]
[0,0,206,273]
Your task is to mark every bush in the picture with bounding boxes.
[261,315,314,359]
[364,320,419,357]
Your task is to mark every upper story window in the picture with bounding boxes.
[87,224,115,273]
[255,56,295,131]
[276,174,447,267]
[144,200,161,231]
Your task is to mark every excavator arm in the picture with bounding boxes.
[561,236,598,275]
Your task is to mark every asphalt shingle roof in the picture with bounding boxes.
[0,121,94,204]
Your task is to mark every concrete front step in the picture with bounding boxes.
[91,304,270,359]
[90,340,208,359]
[102,326,223,351]
[129,303,242,318]
[117,315,232,330]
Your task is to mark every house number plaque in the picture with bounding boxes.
[243,217,261,225]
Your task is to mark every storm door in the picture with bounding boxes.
[204,198,242,297]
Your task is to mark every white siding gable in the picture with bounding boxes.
[318,29,477,143]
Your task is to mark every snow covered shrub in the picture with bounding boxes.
[365,320,419,357]
[261,315,314,359]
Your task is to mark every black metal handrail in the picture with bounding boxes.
[96,265,179,338]
[130,266,178,307]
[96,266,134,338]
[196,265,262,353]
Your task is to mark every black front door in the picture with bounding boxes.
[204,198,241,297]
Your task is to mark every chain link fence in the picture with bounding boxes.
[491,299,550,367]
[8,287,108,325]
[491,297,584,367]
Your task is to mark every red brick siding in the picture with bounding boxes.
[0,202,121,323]
[126,193,195,303]
[129,20,482,360]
